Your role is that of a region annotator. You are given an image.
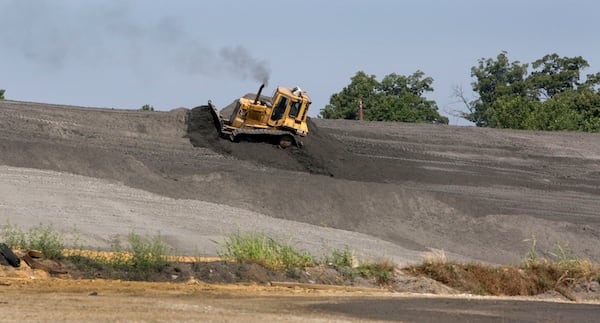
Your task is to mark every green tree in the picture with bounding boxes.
[320,71,379,120]
[463,52,600,132]
[528,54,589,99]
[140,104,154,111]
[0,89,5,100]
[487,95,535,129]
[525,99,581,131]
[552,87,600,131]
[464,51,529,126]
[320,71,448,124]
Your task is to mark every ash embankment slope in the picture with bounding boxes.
[1,99,600,264]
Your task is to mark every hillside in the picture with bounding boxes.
[1,99,599,265]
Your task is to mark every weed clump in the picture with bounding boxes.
[1,223,65,259]
[356,260,396,285]
[324,247,395,285]
[218,232,313,272]
[69,232,169,281]
[109,232,170,279]
[218,235,397,286]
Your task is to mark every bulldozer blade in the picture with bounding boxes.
[207,101,224,134]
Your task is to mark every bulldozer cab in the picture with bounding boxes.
[267,87,310,135]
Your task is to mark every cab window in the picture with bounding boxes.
[299,102,310,121]
[271,96,288,121]
[289,101,301,118]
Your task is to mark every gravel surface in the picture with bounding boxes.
[1,99,599,265]
[0,165,422,264]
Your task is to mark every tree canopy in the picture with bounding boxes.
[462,52,600,132]
[320,71,449,124]
[139,104,154,111]
[0,89,4,100]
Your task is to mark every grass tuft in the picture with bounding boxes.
[218,233,397,285]
[322,247,396,285]
[357,259,396,285]
[69,231,170,281]
[327,247,354,268]
[109,232,170,279]
[217,231,313,272]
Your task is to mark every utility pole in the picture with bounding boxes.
[359,97,363,121]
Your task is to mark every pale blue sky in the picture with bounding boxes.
[1,0,599,125]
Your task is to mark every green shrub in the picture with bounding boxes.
[1,222,26,249]
[327,247,354,268]
[324,247,357,279]
[69,231,169,281]
[218,232,398,285]
[108,232,169,280]
[1,223,65,259]
[218,232,313,272]
[357,259,396,285]
[27,224,65,259]
[323,247,396,285]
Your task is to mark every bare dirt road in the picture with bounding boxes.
[1,278,599,322]
[1,99,600,321]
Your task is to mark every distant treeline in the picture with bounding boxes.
[320,52,600,132]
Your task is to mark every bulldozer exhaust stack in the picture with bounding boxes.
[254,84,265,105]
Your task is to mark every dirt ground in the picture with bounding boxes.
[1,277,599,322]
[1,99,599,265]
[1,99,600,320]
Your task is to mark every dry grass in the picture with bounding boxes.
[63,250,220,263]
[407,257,600,296]
[409,241,600,296]
[407,261,534,295]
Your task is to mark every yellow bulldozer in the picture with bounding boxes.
[201,84,312,148]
